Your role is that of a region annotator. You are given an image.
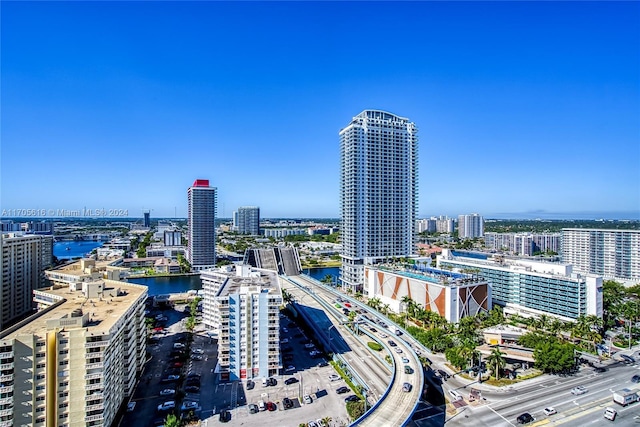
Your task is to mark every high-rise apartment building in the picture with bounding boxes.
[339,110,418,292]
[437,249,602,321]
[236,206,260,235]
[1,233,53,330]
[484,232,561,256]
[561,228,640,281]
[458,213,484,239]
[200,265,282,381]
[143,211,150,228]
[187,179,217,270]
[0,260,147,427]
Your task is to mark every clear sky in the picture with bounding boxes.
[1,1,639,220]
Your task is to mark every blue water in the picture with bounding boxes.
[302,267,340,284]
[54,241,104,260]
[128,275,202,296]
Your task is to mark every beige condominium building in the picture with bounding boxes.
[0,259,147,427]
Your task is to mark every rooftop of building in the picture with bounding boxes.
[202,265,282,297]
[439,249,597,279]
[562,228,640,233]
[367,263,485,286]
[49,258,118,277]
[0,278,147,342]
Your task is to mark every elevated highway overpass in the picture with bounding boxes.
[282,274,424,426]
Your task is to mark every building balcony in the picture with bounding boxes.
[85,372,103,380]
[0,375,12,383]
[0,420,11,427]
[86,403,104,412]
[0,352,13,360]
[0,409,11,418]
[85,352,104,359]
[0,364,13,371]
[86,362,104,370]
[0,397,12,406]
[85,413,104,422]
[85,383,103,391]
[85,340,110,348]
[0,386,12,394]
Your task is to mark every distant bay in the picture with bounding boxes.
[54,241,104,260]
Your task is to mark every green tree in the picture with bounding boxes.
[486,346,506,379]
[533,341,576,373]
[346,400,366,420]
[163,414,180,427]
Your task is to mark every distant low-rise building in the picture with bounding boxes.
[262,228,306,239]
[154,257,181,274]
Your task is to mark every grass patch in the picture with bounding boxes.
[329,360,364,400]
[367,342,383,351]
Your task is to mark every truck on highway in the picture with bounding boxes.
[612,388,638,406]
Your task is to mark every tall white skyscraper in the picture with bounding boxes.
[236,206,260,235]
[187,179,217,270]
[458,213,484,239]
[339,110,418,292]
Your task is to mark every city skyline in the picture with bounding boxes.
[1,2,638,220]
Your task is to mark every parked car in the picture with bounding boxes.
[283,397,294,409]
[219,410,231,423]
[344,395,359,402]
[157,401,176,411]
[632,374,640,383]
[304,343,315,349]
[285,377,299,385]
[571,386,588,395]
[246,380,255,390]
[336,386,349,394]
[303,394,313,404]
[267,377,277,386]
[516,413,535,424]
[159,389,175,396]
[266,401,277,411]
[594,366,607,373]
[317,361,329,367]
[285,365,295,372]
[543,407,557,416]
[329,374,340,381]
[181,401,198,411]
[184,386,200,393]
[127,402,136,412]
[173,343,185,349]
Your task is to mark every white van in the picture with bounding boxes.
[258,400,266,411]
[448,390,463,402]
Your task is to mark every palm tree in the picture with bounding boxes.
[486,346,506,380]
[381,303,391,315]
[282,289,293,304]
[367,297,381,311]
[164,414,180,427]
[401,295,413,327]
[321,416,332,427]
[354,291,363,301]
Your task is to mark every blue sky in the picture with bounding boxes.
[1,1,639,219]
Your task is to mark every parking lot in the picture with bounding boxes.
[118,302,351,427]
[202,311,351,426]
